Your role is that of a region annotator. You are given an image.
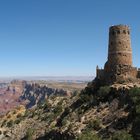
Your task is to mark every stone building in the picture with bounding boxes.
[96,25,140,84]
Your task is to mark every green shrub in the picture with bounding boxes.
[15,119,21,124]
[17,113,22,118]
[111,131,133,140]
[7,114,11,119]
[129,87,140,139]
[129,87,140,97]
[87,119,101,130]
[79,94,93,103]
[129,87,140,101]
[72,90,79,96]
[1,120,7,127]
[136,104,140,115]
[7,120,13,127]
[24,110,31,117]
[77,132,101,140]
[81,85,94,95]
[13,110,17,115]
[25,128,35,140]
[53,104,63,115]
[62,118,67,126]
[97,86,111,100]
[38,101,51,110]
[129,87,140,105]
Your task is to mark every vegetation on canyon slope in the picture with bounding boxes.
[0,80,140,140]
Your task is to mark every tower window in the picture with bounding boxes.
[128,31,130,34]
[123,30,126,34]
[112,31,115,35]
[119,41,121,44]
[117,30,120,34]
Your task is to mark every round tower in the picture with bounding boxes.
[108,25,132,66]
[103,25,138,84]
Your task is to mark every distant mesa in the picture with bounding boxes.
[96,25,140,84]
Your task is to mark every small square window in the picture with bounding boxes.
[123,30,126,34]
[117,30,120,34]
[112,31,115,35]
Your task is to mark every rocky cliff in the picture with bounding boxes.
[20,83,70,108]
[0,81,140,140]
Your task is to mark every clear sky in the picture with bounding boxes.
[0,0,140,77]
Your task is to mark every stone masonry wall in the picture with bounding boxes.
[96,25,140,84]
[108,25,132,66]
[137,69,140,78]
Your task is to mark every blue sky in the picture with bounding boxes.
[0,0,140,77]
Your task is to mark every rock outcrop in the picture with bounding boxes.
[20,83,70,108]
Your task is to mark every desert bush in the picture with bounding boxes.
[25,128,35,140]
[132,116,140,140]
[128,87,140,106]
[7,114,11,119]
[81,82,95,96]
[7,120,13,127]
[129,87,140,97]
[53,104,63,115]
[111,131,133,140]
[17,113,22,118]
[87,119,101,131]
[13,110,17,115]
[79,94,93,103]
[128,87,140,140]
[72,90,79,96]
[77,131,101,140]
[14,119,21,124]
[38,100,51,110]
[128,87,140,116]
[136,104,140,115]
[97,86,111,101]
[1,120,7,127]
[61,118,68,126]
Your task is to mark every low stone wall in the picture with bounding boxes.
[97,65,138,84]
[96,69,104,80]
[137,69,140,78]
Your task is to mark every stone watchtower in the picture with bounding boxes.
[107,25,132,66]
[97,25,138,84]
